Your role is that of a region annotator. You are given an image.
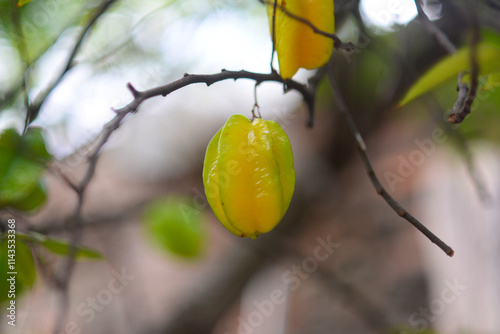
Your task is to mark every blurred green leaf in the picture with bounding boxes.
[16,238,36,287]
[0,128,21,151]
[23,127,51,163]
[142,196,205,259]
[0,157,42,204]
[399,35,500,107]
[16,231,103,260]
[40,239,103,259]
[10,181,47,211]
[0,236,36,304]
[0,127,51,212]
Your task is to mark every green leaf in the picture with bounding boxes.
[0,127,51,212]
[0,130,21,181]
[16,232,103,260]
[16,239,36,287]
[41,239,103,259]
[142,196,206,259]
[10,181,47,212]
[0,236,36,304]
[399,38,500,107]
[0,129,21,152]
[23,127,52,164]
[0,157,42,204]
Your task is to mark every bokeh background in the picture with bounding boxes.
[1,0,500,333]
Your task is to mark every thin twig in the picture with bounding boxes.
[414,0,480,124]
[327,66,454,257]
[251,83,262,119]
[448,16,480,124]
[25,0,117,130]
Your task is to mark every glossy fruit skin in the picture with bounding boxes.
[267,0,335,79]
[203,115,295,238]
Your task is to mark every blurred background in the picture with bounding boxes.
[1,0,500,333]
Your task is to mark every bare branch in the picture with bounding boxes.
[120,70,315,125]
[327,66,454,257]
[414,0,480,124]
[448,18,480,124]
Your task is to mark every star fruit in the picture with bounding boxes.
[203,115,295,238]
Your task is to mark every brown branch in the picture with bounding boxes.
[414,0,480,124]
[327,66,454,257]
[119,70,315,126]
[448,19,480,124]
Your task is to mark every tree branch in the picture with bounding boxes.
[327,66,454,257]
[414,0,480,124]
[448,15,480,124]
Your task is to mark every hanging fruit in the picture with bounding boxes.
[267,0,335,79]
[203,115,295,238]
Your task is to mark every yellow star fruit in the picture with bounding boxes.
[203,115,295,238]
[267,0,335,79]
